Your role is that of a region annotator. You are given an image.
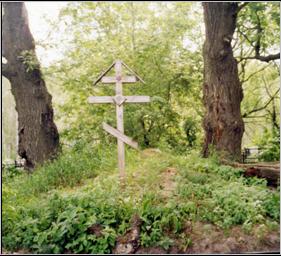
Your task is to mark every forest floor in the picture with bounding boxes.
[2,146,280,254]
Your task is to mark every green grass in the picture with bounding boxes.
[2,145,280,253]
[3,142,117,196]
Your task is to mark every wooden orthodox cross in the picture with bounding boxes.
[88,60,150,179]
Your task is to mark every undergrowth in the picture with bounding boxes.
[2,145,280,253]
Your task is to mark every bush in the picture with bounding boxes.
[257,128,280,162]
[259,135,280,161]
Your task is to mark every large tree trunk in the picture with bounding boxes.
[2,3,59,169]
[202,3,244,161]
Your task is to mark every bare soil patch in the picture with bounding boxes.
[160,167,177,197]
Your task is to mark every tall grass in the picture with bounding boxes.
[3,141,117,196]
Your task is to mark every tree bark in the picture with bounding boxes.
[2,3,59,169]
[202,3,244,160]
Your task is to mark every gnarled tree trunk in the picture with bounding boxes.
[202,3,244,160]
[2,3,59,169]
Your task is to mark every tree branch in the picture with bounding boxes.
[242,88,280,117]
[241,64,271,84]
[255,53,280,62]
[237,10,280,63]
[243,115,267,119]
[263,76,273,98]
[238,29,255,48]
[239,53,280,62]
[236,2,249,13]
[254,11,262,57]
[237,47,255,64]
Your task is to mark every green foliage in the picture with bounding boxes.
[43,2,204,151]
[3,148,279,253]
[257,128,280,161]
[2,165,23,181]
[2,3,281,252]
[237,2,280,54]
[2,186,20,239]
[17,50,40,73]
[2,2,279,158]
[176,155,279,229]
[240,62,280,148]
[2,141,118,244]
[139,194,183,248]
[3,190,132,253]
[8,141,116,196]
[34,1,279,153]
[183,117,198,147]
[262,190,280,220]
[235,2,280,147]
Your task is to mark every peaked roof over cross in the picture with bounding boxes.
[93,60,145,85]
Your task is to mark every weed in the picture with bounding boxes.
[2,146,280,253]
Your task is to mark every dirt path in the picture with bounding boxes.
[160,167,177,197]
[185,222,280,254]
[135,222,280,254]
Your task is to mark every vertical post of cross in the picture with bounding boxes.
[115,60,125,179]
